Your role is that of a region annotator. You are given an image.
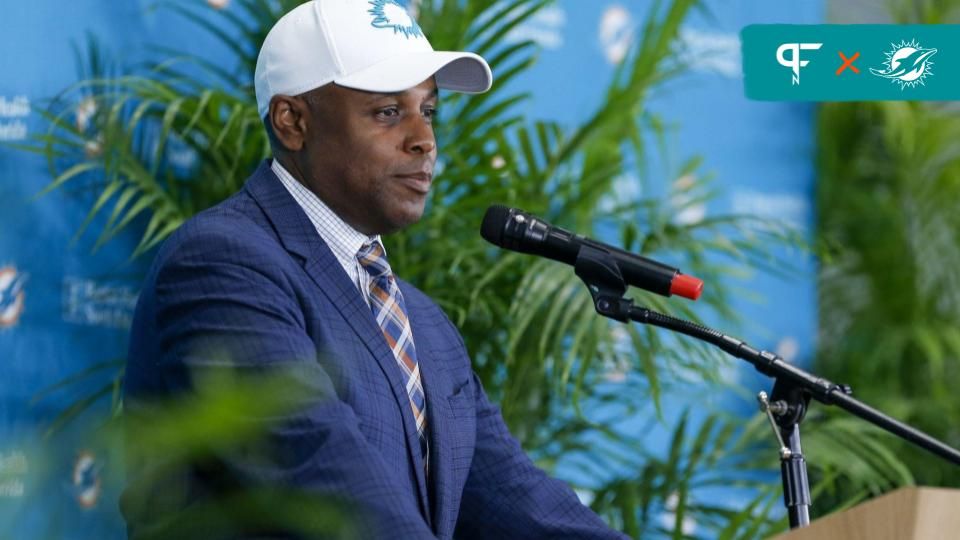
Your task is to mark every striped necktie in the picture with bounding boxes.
[357,241,429,471]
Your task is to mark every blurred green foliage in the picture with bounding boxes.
[812,0,960,514]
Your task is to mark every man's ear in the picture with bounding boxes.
[268,95,309,152]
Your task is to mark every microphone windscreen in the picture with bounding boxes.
[480,205,511,246]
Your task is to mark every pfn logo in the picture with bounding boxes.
[776,42,823,85]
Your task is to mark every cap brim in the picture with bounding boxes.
[334,51,492,94]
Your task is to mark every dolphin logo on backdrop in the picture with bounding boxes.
[599,5,632,64]
[0,266,27,328]
[870,39,937,89]
[73,451,102,509]
[74,97,103,158]
[368,0,424,39]
[75,97,96,132]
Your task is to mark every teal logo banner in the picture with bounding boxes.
[742,25,960,101]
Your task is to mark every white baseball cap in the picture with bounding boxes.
[254,0,493,118]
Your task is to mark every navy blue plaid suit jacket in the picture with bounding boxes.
[122,161,626,539]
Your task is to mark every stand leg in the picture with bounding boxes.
[780,425,811,528]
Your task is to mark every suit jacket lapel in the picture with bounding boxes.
[402,285,455,536]
[243,161,432,521]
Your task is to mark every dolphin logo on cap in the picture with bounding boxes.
[368,0,424,39]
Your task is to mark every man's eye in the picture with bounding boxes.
[377,107,400,118]
[423,107,438,120]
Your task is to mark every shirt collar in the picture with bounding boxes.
[270,159,384,265]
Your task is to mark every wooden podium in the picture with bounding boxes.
[773,487,960,540]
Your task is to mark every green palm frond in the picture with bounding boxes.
[588,412,784,539]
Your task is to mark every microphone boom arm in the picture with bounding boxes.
[572,243,960,530]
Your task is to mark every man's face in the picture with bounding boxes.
[298,78,439,236]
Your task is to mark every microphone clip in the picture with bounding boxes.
[574,244,633,323]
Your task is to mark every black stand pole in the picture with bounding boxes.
[780,424,811,528]
[572,244,960,529]
[768,379,812,528]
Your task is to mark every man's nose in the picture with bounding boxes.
[404,116,436,155]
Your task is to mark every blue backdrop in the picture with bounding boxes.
[0,1,820,537]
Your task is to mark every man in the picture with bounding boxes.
[122,1,627,538]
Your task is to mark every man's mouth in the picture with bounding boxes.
[395,172,432,194]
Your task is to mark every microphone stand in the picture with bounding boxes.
[573,244,960,529]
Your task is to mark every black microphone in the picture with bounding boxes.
[480,205,703,300]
